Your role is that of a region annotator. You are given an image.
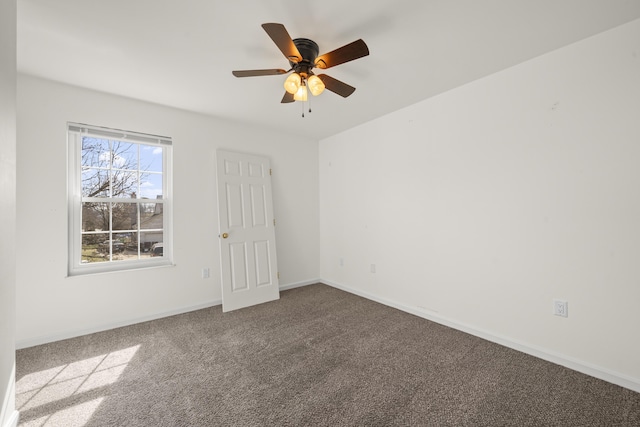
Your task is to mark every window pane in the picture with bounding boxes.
[110,141,138,171]
[82,234,109,264]
[82,202,110,232]
[127,231,140,256]
[140,173,163,199]
[82,168,110,198]
[121,232,136,254]
[109,232,129,261]
[82,137,110,169]
[140,145,163,173]
[112,202,136,231]
[140,231,163,258]
[140,202,163,230]
[111,169,139,198]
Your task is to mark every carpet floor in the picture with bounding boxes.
[16,283,640,426]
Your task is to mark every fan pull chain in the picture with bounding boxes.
[300,96,312,118]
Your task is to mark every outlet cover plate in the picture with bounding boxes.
[553,299,568,317]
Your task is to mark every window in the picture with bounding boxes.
[67,123,172,275]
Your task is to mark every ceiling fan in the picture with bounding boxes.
[232,23,369,105]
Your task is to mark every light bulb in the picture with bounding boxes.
[294,84,308,101]
[307,75,325,96]
[284,73,301,94]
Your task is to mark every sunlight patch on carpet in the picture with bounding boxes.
[16,345,140,425]
[20,397,105,427]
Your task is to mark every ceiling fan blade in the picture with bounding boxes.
[281,92,295,103]
[232,69,288,77]
[262,23,302,63]
[317,74,356,98]
[315,39,369,69]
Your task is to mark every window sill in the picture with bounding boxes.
[67,260,175,278]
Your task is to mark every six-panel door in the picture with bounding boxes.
[216,150,279,312]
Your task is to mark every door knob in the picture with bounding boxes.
[221,233,229,239]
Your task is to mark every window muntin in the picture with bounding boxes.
[68,123,172,275]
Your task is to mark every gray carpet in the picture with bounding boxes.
[16,284,640,426]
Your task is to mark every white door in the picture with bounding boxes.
[216,150,279,312]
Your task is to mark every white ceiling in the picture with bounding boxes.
[17,0,640,140]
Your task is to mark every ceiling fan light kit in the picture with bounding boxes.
[232,23,369,115]
[293,82,308,101]
[307,75,325,96]
[284,73,301,94]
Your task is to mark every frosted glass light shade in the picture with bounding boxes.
[307,75,325,96]
[293,84,308,101]
[284,73,301,94]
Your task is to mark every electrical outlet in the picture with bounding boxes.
[370,264,376,273]
[553,299,568,317]
[339,258,344,267]
[202,268,210,279]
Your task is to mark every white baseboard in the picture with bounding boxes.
[15,299,222,350]
[320,279,640,394]
[16,279,320,349]
[1,364,18,427]
[2,411,19,427]
[280,278,320,291]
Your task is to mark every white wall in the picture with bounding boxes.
[320,18,640,390]
[16,75,319,347]
[0,0,18,425]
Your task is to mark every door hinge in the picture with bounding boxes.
[273,218,276,226]
[277,272,280,279]
[270,168,272,176]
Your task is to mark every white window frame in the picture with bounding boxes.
[67,122,173,276]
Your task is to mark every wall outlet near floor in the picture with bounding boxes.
[202,268,210,279]
[339,258,344,267]
[553,299,568,317]
[370,264,376,273]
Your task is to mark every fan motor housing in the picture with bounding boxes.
[290,38,319,76]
